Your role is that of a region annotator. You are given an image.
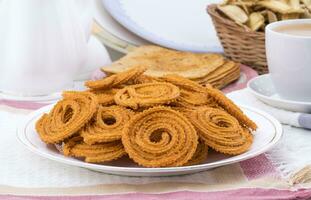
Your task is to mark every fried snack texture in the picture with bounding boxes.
[185,139,209,166]
[35,91,98,144]
[90,88,119,106]
[114,82,180,109]
[206,85,257,130]
[85,66,146,90]
[63,136,126,163]
[190,107,253,155]
[162,75,218,108]
[122,106,198,167]
[81,105,133,144]
[35,66,257,168]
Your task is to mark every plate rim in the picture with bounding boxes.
[101,0,223,53]
[247,74,311,106]
[93,20,134,54]
[93,0,148,47]
[17,104,282,174]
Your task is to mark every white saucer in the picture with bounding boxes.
[0,81,86,103]
[247,74,311,113]
[102,0,223,53]
[17,103,282,176]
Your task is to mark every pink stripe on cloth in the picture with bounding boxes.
[2,188,311,200]
[240,154,279,180]
[222,65,258,94]
[0,99,48,110]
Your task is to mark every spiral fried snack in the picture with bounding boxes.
[132,74,162,84]
[163,74,256,130]
[185,139,208,166]
[162,74,206,93]
[85,66,146,90]
[122,106,198,167]
[90,88,119,106]
[63,136,126,163]
[81,105,133,144]
[36,91,98,144]
[177,89,211,106]
[190,107,253,155]
[173,105,219,119]
[162,74,212,107]
[114,82,180,109]
[205,85,257,130]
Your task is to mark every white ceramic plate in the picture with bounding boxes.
[102,0,223,53]
[17,104,282,177]
[93,0,148,53]
[248,74,311,113]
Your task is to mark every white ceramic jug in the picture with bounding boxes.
[0,0,93,96]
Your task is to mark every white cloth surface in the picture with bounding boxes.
[228,89,300,127]
[228,89,311,179]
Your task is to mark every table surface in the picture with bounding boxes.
[1,47,311,200]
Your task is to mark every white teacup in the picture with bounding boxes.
[266,19,311,102]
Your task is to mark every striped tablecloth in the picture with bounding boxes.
[1,66,311,200]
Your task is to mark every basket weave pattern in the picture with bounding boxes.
[207,4,268,74]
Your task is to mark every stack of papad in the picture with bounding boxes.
[101,45,240,89]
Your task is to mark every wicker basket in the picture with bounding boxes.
[207,4,267,74]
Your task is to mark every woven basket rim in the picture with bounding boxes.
[206,4,268,74]
[207,4,265,37]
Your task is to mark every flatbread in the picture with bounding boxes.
[101,45,225,79]
[193,61,240,89]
